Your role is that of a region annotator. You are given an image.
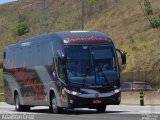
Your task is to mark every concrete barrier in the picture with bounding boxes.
[121,91,160,105]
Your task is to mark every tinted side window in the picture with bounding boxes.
[17,47,23,68]
[53,41,63,57]
[23,46,31,67]
[12,47,17,68]
[22,44,42,67]
[42,42,53,65]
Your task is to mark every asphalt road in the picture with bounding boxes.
[0,102,160,120]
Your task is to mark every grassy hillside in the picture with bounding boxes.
[0,0,160,72]
[86,0,160,71]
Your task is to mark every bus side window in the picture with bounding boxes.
[42,42,52,65]
[13,48,17,68]
[35,44,42,66]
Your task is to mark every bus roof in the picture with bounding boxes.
[5,31,113,48]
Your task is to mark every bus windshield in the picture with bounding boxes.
[65,45,119,85]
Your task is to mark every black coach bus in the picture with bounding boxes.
[3,31,126,113]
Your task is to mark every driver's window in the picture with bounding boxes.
[58,59,65,81]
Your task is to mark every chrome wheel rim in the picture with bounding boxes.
[52,97,57,112]
[15,96,19,110]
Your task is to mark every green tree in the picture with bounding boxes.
[150,15,160,28]
[13,22,30,36]
[12,11,30,36]
[144,0,153,15]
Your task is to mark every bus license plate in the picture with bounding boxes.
[92,100,102,104]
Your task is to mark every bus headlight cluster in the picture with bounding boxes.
[64,88,81,96]
[72,91,78,95]
[114,89,120,93]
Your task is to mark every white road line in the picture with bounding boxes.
[0,111,39,115]
[140,111,160,114]
[72,115,97,119]
[103,117,121,120]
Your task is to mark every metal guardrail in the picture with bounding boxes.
[121,70,160,91]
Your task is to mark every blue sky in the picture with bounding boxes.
[0,0,17,4]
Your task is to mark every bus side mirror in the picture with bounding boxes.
[116,48,126,65]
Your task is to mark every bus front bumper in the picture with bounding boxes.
[67,92,121,108]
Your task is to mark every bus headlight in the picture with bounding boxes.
[114,89,120,93]
[64,88,81,96]
[72,91,78,95]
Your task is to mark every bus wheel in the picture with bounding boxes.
[22,106,30,112]
[15,94,30,112]
[50,94,63,114]
[15,94,23,111]
[96,105,106,113]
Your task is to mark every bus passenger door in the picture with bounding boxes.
[51,41,68,107]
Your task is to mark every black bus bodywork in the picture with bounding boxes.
[3,31,126,113]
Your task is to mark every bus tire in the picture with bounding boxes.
[22,106,30,112]
[14,93,30,112]
[50,94,63,114]
[14,93,23,111]
[96,105,106,113]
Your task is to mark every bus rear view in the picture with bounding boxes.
[3,31,126,113]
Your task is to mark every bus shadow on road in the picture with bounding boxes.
[25,108,127,115]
